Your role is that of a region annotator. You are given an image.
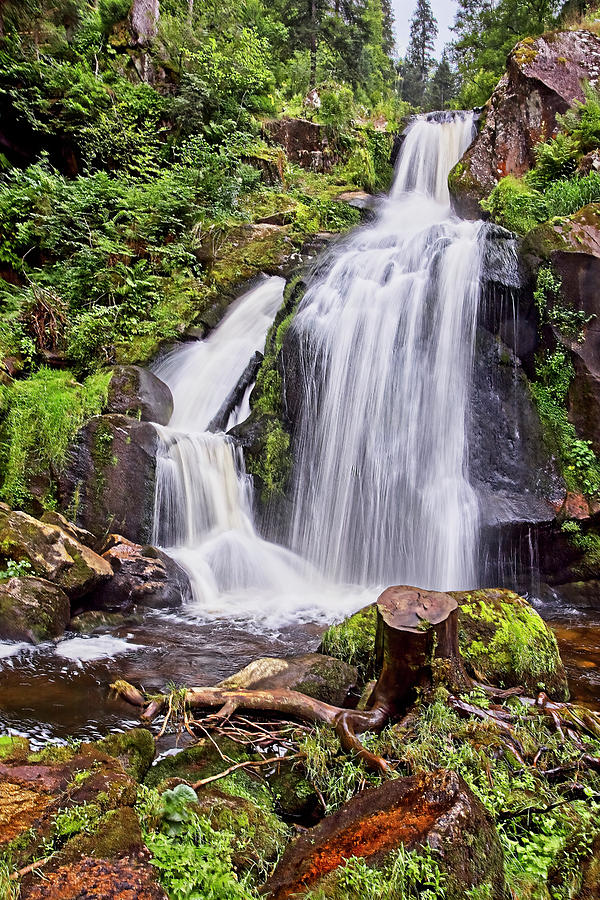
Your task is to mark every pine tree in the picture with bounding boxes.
[406,0,438,79]
[425,50,459,110]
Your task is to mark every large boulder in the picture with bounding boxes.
[0,576,70,642]
[264,769,505,900]
[0,505,112,598]
[219,653,358,706]
[106,365,173,426]
[449,30,600,217]
[57,414,158,544]
[86,535,191,611]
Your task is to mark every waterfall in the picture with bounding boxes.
[151,111,484,629]
[286,112,482,590]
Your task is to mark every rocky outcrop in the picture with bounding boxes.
[0,505,112,598]
[219,653,358,706]
[86,535,191,611]
[264,118,336,172]
[525,203,600,454]
[57,414,158,543]
[450,30,600,217]
[130,0,160,45]
[0,576,70,642]
[106,366,173,426]
[264,769,505,900]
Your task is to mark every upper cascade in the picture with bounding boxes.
[392,111,476,205]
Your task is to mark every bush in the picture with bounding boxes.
[483,171,600,234]
[528,133,578,188]
[558,81,600,154]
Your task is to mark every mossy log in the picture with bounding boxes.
[113,587,470,775]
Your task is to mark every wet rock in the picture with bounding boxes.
[86,535,191,611]
[0,576,70,642]
[451,587,569,699]
[449,30,600,217]
[57,414,158,543]
[264,769,505,900]
[0,506,112,599]
[21,856,167,900]
[264,118,336,172]
[219,653,358,706]
[70,609,132,633]
[267,763,321,824]
[106,365,173,425]
[525,204,600,455]
[39,511,96,547]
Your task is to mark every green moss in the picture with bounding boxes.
[320,604,377,683]
[451,588,568,698]
[0,734,29,760]
[95,728,155,782]
[246,418,291,500]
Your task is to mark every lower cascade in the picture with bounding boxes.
[151,111,487,625]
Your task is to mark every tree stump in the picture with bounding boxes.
[367,586,470,714]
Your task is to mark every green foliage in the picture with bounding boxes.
[534,264,592,341]
[530,350,600,497]
[482,171,600,234]
[320,604,377,681]
[137,786,257,900]
[558,82,600,155]
[159,784,200,837]
[0,558,34,580]
[306,846,447,899]
[529,133,579,188]
[0,367,111,506]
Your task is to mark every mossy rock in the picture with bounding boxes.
[219,653,357,706]
[319,604,377,682]
[451,588,569,699]
[0,734,30,761]
[267,763,321,824]
[194,785,289,874]
[57,806,144,865]
[94,729,155,782]
[0,576,70,643]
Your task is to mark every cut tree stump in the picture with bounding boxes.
[112,585,473,774]
[367,585,471,714]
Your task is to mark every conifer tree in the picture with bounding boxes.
[401,0,438,105]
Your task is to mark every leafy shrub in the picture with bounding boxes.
[483,172,600,234]
[558,82,600,154]
[528,133,578,188]
[534,264,592,341]
[318,82,356,130]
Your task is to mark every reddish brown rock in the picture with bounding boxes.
[84,534,191,611]
[22,856,167,900]
[264,769,505,900]
[450,30,600,217]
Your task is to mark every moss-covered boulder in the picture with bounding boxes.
[144,736,288,873]
[95,728,155,782]
[451,587,569,699]
[219,653,358,706]
[57,414,158,543]
[106,365,173,425]
[320,588,568,699]
[319,604,377,682]
[0,575,70,642]
[264,769,505,900]
[449,30,600,217]
[267,763,321,824]
[0,505,112,599]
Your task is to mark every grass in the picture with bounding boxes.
[0,366,111,508]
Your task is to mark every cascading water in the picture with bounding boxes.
[286,112,483,591]
[153,112,483,629]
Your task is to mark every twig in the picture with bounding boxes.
[190,753,304,790]
[9,857,51,881]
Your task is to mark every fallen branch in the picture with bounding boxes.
[9,857,51,881]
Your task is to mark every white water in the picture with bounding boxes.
[152,113,483,628]
[152,279,365,627]
[287,113,482,590]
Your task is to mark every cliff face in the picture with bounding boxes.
[450,30,600,218]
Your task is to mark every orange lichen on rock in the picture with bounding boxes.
[0,782,52,843]
[22,856,167,900]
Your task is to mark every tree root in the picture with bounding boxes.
[111,681,393,775]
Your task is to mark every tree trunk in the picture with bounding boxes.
[113,585,471,774]
[309,0,317,89]
[367,586,470,714]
